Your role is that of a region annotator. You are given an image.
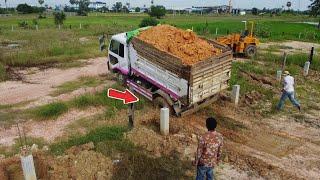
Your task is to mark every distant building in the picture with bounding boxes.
[89,1,107,9]
[191,5,231,14]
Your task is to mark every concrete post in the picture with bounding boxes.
[215,28,218,35]
[276,70,282,81]
[160,108,169,135]
[21,154,37,180]
[232,85,240,105]
[80,23,82,29]
[304,61,310,76]
[11,25,14,31]
[35,25,38,31]
[58,24,61,30]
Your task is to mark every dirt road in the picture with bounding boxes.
[0,57,108,105]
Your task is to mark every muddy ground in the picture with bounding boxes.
[0,40,320,180]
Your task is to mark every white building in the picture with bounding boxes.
[89,1,107,9]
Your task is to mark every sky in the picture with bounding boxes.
[0,0,312,10]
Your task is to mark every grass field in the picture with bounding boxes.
[0,13,319,80]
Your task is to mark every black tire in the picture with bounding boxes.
[244,45,257,58]
[153,96,173,114]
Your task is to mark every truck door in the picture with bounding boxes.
[109,39,128,75]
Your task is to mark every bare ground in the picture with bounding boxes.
[0,107,103,146]
[259,40,320,54]
[0,55,320,179]
[0,57,108,105]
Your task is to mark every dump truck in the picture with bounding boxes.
[105,27,232,116]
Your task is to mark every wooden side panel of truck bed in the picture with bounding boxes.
[131,37,232,105]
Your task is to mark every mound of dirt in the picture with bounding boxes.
[49,145,113,180]
[137,25,221,65]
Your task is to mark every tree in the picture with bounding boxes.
[78,0,89,16]
[309,0,320,28]
[149,5,166,19]
[53,11,66,25]
[135,7,140,12]
[252,7,259,15]
[16,3,33,14]
[69,0,77,6]
[139,17,159,27]
[309,0,320,17]
[112,2,122,12]
[122,5,129,13]
[38,0,44,6]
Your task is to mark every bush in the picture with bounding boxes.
[139,17,159,27]
[53,11,66,25]
[18,20,28,28]
[149,5,166,19]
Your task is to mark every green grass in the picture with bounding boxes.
[51,76,104,96]
[50,125,127,155]
[0,13,319,81]
[0,63,6,81]
[259,52,320,71]
[33,102,68,119]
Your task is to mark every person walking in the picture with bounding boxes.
[193,117,223,180]
[277,71,301,111]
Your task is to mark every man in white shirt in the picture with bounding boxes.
[277,71,301,111]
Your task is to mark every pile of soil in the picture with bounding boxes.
[0,143,113,180]
[48,143,113,180]
[137,25,221,65]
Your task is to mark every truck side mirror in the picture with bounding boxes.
[99,34,106,52]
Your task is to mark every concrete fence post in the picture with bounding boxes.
[80,23,82,29]
[11,25,14,31]
[36,25,38,31]
[232,85,240,106]
[58,24,61,30]
[215,28,218,35]
[276,70,282,81]
[21,154,37,180]
[304,61,310,76]
[160,108,169,135]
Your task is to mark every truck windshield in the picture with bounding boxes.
[110,40,124,58]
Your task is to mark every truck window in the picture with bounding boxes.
[109,54,118,65]
[110,40,124,58]
[119,43,124,58]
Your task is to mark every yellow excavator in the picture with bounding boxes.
[217,21,259,57]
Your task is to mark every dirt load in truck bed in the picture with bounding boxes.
[137,25,222,65]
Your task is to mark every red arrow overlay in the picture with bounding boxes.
[107,88,139,104]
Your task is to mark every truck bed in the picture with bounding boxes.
[131,37,232,106]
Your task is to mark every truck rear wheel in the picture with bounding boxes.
[244,45,257,58]
[153,97,173,114]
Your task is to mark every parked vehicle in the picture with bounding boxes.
[104,30,232,116]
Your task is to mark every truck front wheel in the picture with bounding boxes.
[116,73,127,85]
